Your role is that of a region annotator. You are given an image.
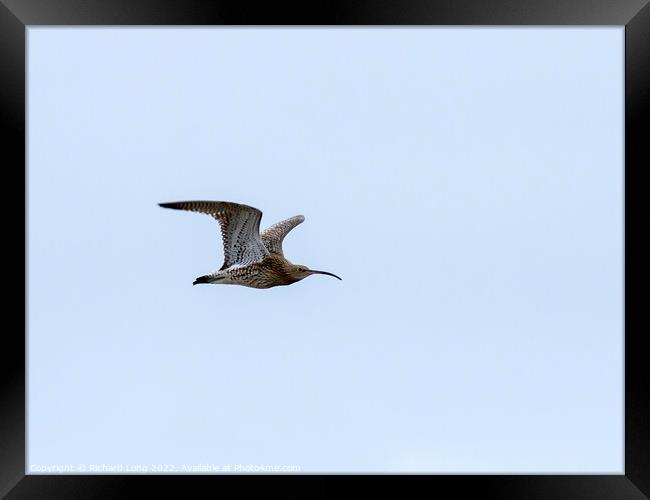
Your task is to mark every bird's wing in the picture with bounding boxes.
[159,201,269,269]
[260,215,305,256]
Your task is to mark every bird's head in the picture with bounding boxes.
[289,264,342,283]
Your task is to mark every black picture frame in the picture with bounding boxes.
[4,0,648,497]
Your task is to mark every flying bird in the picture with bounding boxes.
[159,200,342,289]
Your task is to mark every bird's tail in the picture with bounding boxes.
[193,275,213,285]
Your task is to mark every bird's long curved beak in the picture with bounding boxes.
[309,270,342,280]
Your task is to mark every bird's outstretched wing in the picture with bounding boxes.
[159,201,269,270]
[260,215,305,256]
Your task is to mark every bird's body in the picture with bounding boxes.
[159,200,341,289]
[194,253,300,288]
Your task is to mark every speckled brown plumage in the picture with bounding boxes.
[159,200,341,289]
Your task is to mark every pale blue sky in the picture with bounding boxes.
[27,27,623,473]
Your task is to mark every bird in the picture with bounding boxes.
[159,200,342,289]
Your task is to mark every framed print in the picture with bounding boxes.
[3,0,649,497]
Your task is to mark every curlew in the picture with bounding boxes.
[159,200,342,289]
